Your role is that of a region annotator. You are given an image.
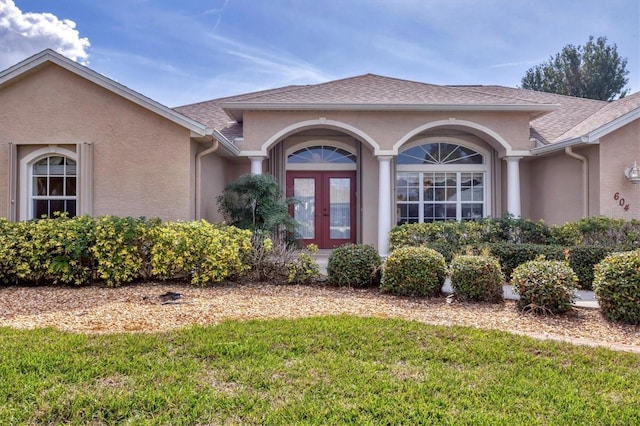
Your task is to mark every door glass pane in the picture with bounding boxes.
[329,178,350,239]
[293,178,315,239]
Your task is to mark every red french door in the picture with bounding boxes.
[286,171,356,249]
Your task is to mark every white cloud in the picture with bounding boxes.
[0,0,90,70]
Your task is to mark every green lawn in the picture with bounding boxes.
[1,316,638,425]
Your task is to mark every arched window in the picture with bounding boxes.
[29,154,77,219]
[396,142,489,223]
[397,142,483,165]
[288,145,356,164]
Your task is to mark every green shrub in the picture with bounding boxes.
[565,245,612,290]
[449,255,504,302]
[9,215,96,285]
[483,243,565,280]
[552,216,640,249]
[246,234,319,284]
[389,221,484,250]
[424,241,462,263]
[381,247,446,297]
[479,215,555,245]
[0,219,21,284]
[511,258,578,314]
[90,216,159,288]
[287,244,320,284]
[150,220,252,285]
[327,244,381,287]
[593,250,640,325]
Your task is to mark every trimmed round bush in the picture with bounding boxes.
[381,247,446,297]
[593,250,640,325]
[327,244,381,287]
[511,259,578,314]
[449,255,504,303]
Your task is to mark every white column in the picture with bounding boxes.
[249,156,266,175]
[505,156,522,217]
[377,156,393,257]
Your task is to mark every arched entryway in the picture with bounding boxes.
[285,144,358,248]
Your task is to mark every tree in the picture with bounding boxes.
[521,36,629,101]
[217,173,299,243]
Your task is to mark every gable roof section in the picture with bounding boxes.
[218,74,560,121]
[174,85,303,141]
[556,91,640,141]
[531,92,640,155]
[450,85,608,144]
[0,49,239,154]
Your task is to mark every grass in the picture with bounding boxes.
[1,316,639,425]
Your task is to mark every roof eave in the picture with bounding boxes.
[530,137,594,155]
[533,107,640,155]
[222,102,559,121]
[208,128,240,155]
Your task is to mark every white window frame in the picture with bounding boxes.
[285,140,357,171]
[395,139,491,223]
[20,146,77,220]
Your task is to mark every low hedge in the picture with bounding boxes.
[0,216,252,287]
[481,243,566,281]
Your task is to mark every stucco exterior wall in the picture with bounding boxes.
[200,152,227,223]
[599,121,640,220]
[526,145,600,225]
[0,63,195,221]
[240,110,533,155]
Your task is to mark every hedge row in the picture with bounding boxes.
[389,216,636,290]
[389,216,640,250]
[0,216,252,287]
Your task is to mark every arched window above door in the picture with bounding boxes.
[397,142,483,165]
[288,145,356,164]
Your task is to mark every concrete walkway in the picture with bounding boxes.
[313,252,599,309]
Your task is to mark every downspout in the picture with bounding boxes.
[565,146,589,217]
[195,139,219,220]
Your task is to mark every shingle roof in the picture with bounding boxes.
[220,74,554,106]
[448,85,608,143]
[174,86,302,140]
[556,91,640,141]
[175,73,639,150]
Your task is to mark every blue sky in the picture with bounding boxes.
[2,0,639,107]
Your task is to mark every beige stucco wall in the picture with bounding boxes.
[0,63,196,221]
[240,110,533,155]
[526,145,600,225]
[199,151,227,223]
[599,120,640,220]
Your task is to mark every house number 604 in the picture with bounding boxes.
[614,192,630,211]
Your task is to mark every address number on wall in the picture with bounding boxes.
[614,192,630,211]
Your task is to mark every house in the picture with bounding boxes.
[1,49,639,255]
